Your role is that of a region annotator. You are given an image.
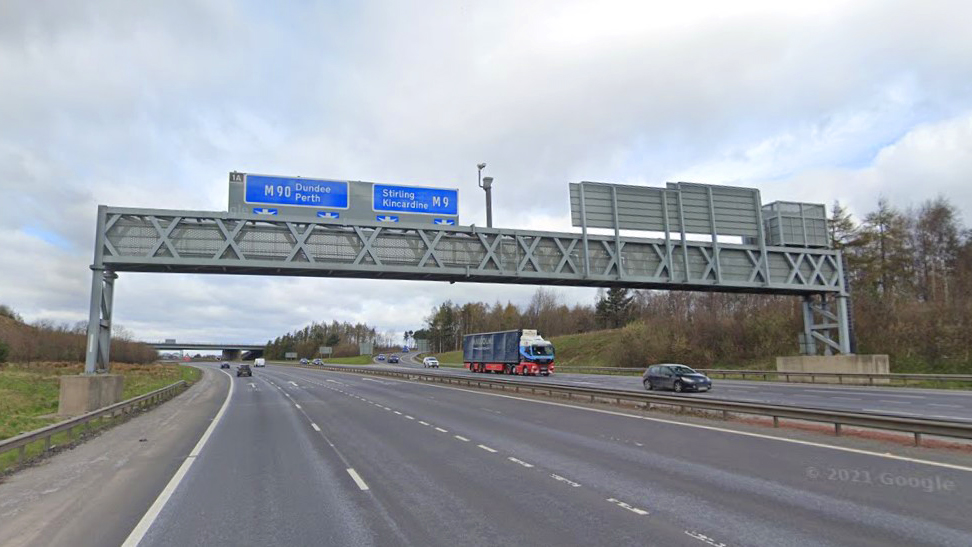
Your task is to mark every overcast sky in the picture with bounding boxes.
[2,0,971,345]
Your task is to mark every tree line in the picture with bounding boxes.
[418,196,972,372]
[264,320,397,359]
[0,305,157,364]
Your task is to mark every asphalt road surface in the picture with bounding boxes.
[374,355,972,422]
[132,362,972,547]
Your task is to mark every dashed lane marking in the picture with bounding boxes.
[454,435,470,442]
[405,415,415,420]
[294,403,301,409]
[684,531,727,546]
[419,421,431,426]
[606,498,649,516]
[393,411,402,415]
[435,427,448,433]
[311,423,321,432]
[478,444,497,453]
[550,474,581,487]
[508,457,534,468]
[347,468,370,491]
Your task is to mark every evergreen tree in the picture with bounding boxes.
[595,288,634,328]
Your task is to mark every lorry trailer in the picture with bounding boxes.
[463,329,555,376]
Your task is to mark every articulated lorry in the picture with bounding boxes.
[463,329,555,376]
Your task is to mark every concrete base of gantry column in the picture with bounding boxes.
[776,355,890,384]
[58,375,125,416]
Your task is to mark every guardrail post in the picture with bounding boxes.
[914,432,922,447]
[773,416,779,427]
[834,423,842,436]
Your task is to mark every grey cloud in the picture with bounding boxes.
[2,1,972,342]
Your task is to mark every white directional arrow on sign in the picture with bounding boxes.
[317,211,340,219]
[433,218,456,225]
[376,215,399,222]
[253,208,278,215]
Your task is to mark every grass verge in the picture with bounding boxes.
[0,362,201,474]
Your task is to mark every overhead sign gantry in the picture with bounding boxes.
[84,172,851,373]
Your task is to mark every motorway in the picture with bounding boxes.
[378,354,972,422]
[126,362,972,546]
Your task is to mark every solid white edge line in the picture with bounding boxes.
[311,423,321,432]
[347,468,369,490]
[323,370,972,473]
[122,368,235,547]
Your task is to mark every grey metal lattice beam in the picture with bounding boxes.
[85,204,853,371]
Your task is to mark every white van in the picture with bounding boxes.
[254,358,266,367]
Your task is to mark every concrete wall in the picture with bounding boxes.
[776,355,890,384]
[58,375,124,416]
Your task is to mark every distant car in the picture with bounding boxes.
[423,357,439,368]
[253,358,266,367]
[643,364,711,393]
[312,358,324,365]
[389,355,400,363]
[237,364,252,377]
[299,358,309,365]
[377,354,386,361]
[220,362,230,369]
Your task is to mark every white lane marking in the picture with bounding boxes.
[311,423,321,432]
[685,530,727,547]
[478,444,497,453]
[880,400,911,404]
[634,442,643,447]
[454,435,470,442]
[405,415,415,420]
[930,404,963,408]
[607,498,649,516]
[393,411,402,415]
[122,368,235,547]
[362,378,387,384]
[508,457,534,468]
[289,381,299,387]
[347,468,370,491]
[435,427,448,433]
[550,474,581,487]
[247,382,256,388]
[347,373,972,473]
[326,379,339,383]
[294,404,301,409]
[419,420,430,426]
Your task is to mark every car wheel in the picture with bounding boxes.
[643,379,652,391]
[674,381,683,393]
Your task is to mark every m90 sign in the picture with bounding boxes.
[244,174,349,209]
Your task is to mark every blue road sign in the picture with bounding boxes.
[253,208,278,215]
[317,211,340,219]
[376,215,399,222]
[245,174,349,209]
[373,184,458,216]
[433,218,456,226]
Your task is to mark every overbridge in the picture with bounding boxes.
[150,341,265,361]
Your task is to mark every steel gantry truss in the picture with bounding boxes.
[84,205,852,372]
